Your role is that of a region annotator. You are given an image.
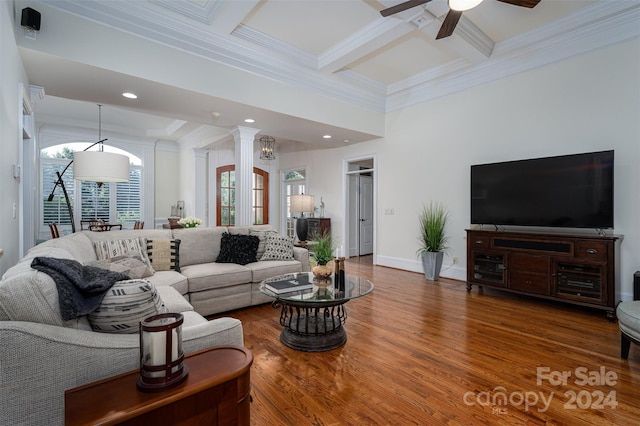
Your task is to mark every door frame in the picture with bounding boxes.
[343,154,376,262]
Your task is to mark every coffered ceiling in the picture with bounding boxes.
[16,0,640,150]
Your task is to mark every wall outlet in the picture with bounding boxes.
[384,208,395,215]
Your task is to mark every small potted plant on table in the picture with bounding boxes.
[309,231,336,279]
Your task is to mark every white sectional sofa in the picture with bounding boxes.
[0,225,309,425]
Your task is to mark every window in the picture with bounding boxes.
[43,159,75,225]
[282,169,307,240]
[41,144,142,230]
[217,165,235,226]
[253,168,268,225]
[216,166,269,226]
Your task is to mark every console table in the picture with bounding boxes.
[308,218,330,237]
[466,229,622,320]
[65,345,253,425]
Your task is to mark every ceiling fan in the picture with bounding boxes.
[380,0,541,40]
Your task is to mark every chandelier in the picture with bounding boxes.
[259,135,276,160]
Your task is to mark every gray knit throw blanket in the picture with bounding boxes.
[31,257,130,320]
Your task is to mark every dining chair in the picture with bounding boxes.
[89,223,122,231]
[48,223,60,239]
[81,219,105,230]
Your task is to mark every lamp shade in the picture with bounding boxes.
[73,151,130,182]
[290,194,315,214]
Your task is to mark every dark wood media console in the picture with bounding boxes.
[466,229,622,320]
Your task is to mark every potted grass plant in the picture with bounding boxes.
[417,201,449,281]
[309,230,336,279]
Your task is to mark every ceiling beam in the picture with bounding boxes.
[318,17,415,74]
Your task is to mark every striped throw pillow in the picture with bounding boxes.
[146,239,181,272]
[88,279,166,334]
[93,237,154,271]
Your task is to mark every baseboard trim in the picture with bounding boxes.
[375,255,466,282]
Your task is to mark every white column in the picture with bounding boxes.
[193,148,208,225]
[230,126,260,226]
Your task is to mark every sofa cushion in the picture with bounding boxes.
[45,232,97,264]
[2,246,76,280]
[247,259,305,283]
[0,269,91,329]
[145,271,189,296]
[260,233,295,261]
[173,227,227,267]
[88,279,167,334]
[146,239,181,272]
[180,263,252,293]
[87,254,154,279]
[216,233,259,265]
[93,237,154,271]
[189,284,253,316]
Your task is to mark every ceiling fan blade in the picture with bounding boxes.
[380,0,432,17]
[496,0,542,8]
[436,10,463,40]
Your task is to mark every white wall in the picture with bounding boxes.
[0,2,29,275]
[280,39,640,300]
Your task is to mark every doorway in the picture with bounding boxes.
[345,156,375,258]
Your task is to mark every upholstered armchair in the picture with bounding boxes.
[616,271,640,358]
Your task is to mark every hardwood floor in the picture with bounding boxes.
[213,256,640,425]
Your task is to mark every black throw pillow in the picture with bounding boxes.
[216,233,260,265]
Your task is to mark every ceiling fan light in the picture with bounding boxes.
[449,0,484,11]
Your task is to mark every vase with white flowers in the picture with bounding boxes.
[178,216,202,228]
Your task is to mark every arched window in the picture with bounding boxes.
[216,166,269,226]
[40,143,142,231]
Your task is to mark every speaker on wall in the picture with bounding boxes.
[21,7,41,31]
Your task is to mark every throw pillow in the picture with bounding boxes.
[146,239,181,272]
[216,233,260,265]
[250,230,278,259]
[260,233,295,261]
[88,279,167,334]
[93,237,154,272]
[87,253,154,279]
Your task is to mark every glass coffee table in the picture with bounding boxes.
[260,272,374,352]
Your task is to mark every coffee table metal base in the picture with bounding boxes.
[275,301,348,352]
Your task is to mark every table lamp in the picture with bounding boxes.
[290,194,315,242]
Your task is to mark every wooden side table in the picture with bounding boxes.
[65,345,253,426]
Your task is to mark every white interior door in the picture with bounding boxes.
[358,175,373,255]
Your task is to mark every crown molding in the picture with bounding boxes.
[231,24,317,68]
[150,0,224,25]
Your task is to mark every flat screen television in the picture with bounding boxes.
[471,150,614,229]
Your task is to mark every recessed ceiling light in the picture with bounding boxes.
[323,135,332,139]
[122,92,137,99]
[244,118,255,123]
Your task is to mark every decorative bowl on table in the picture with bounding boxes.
[312,264,332,280]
